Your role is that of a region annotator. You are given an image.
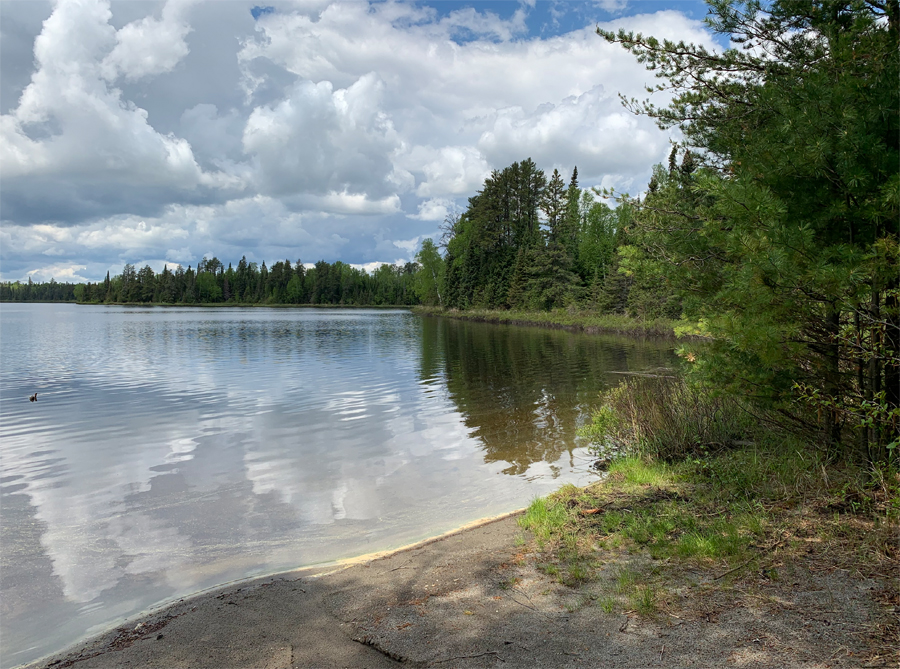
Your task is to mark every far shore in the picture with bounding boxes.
[1,301,414,309]
[413,305,699,339]
[93,302,415,309]
[7,301,702,340]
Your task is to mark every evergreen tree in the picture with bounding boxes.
[506,247,529,309]
[524,241,582,310]
[444,159,546,309]
[561,167,580,262]
[541,169,567,241]
[667,146,678,175]
[137,265,156,302]
[414,239,444,306]
[600,0,900,459]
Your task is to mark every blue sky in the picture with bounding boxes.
[0,0,718,282]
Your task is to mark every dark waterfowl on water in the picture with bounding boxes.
[29,393,37,402]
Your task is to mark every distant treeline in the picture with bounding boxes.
[0,279,79,302]
[2,258,421,306]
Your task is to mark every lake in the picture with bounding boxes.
[0,304,675,667]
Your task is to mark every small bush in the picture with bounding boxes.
[581,376,757,460]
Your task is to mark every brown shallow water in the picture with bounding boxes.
[0,304,675,667]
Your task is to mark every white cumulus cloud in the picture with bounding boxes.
[0,0,240,221]
[1,0,717,280]
[243,73,401,199]
[101,0,196,81]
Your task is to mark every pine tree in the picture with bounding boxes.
[561,167,580,264]
[542,169,566,240]
[600,0,900,459]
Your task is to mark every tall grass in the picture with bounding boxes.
[412,306,682,338]
[581,376,757,460]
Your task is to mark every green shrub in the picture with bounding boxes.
[581,376,757,460]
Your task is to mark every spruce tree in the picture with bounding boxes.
[561,167,580,265]
[542,169,566,240]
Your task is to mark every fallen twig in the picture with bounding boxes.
[432,650,501,664]
[390,560,413,572]
[714,541,783,580]
[713,558,757,580]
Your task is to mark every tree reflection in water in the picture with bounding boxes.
[418,316,677,475]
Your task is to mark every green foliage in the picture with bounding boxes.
[429,159,668,315]
[414,238,444,306]
[599,0,900,462]
[616,243,682,320]
[443,160,624,311]
[43,256,420,306]
[0,278,78,302]
[195,270,222,303]
[574,193,617,293]
[445,158,546,309]
[581,375,756,460]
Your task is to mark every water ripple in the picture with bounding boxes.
[0,304,675,668]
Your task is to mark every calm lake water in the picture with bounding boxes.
[0,304,675,667]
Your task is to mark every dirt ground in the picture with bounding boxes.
[26,512,899,669]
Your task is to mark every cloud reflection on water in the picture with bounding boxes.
[0,305,674,666]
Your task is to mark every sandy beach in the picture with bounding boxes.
[23,509,893,669]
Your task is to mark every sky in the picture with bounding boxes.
[0,0,718,283]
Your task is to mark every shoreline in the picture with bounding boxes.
[61,302,413,309]
[0,301,413,309]
[25,512,528,669]
[20,510,524,669]
[25,499,891,669]
[413,306,700,339]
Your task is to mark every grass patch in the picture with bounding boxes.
[518,372,897,651]
[607,456,674,487]
[614,567,639,594]
[520,496,568,549]
[518,444,899,603]
[412,306,685,338]
[598,595,616,613]
[630,585,657,615]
